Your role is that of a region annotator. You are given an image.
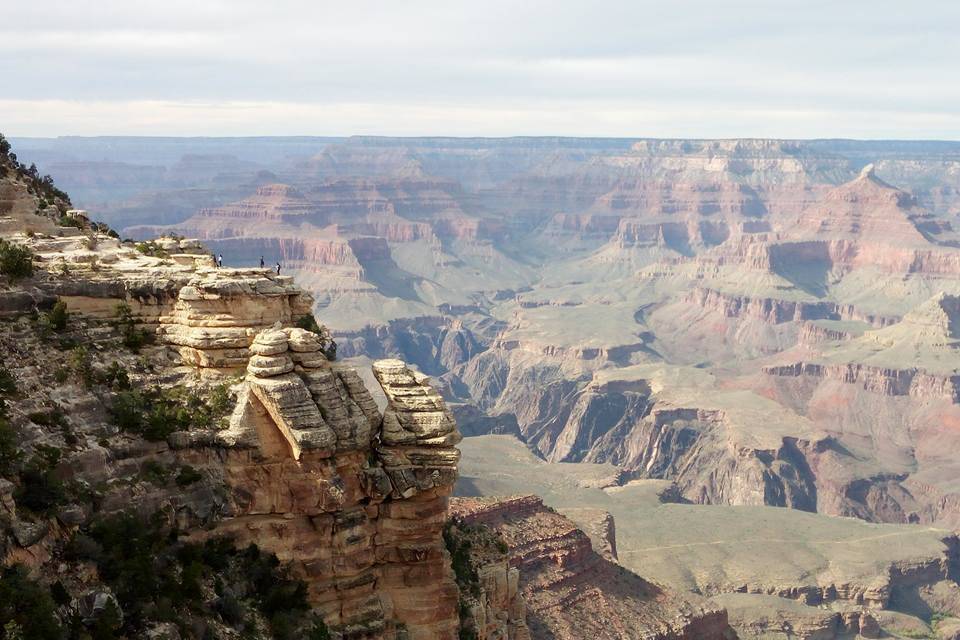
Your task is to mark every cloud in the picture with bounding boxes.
[5,99,960,140]
[1,1,958,138]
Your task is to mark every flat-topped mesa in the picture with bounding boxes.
[684,287,897,327]
[762,291,960,403]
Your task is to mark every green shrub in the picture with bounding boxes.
[134,241,169,258]
[140,460,168,486]
[0,418,21,477]
[98,361,131,390]
[0,366,16,395]
[0,565,63,640]
[108,390,148,433]
[109,384,233,442]
[175,465,202,487]
[91,222,119,238]
[14,447,67,515]
[49,581,70,607]
[67,512,322,639]
[207,383,234,417]
[443,524,480,598]
[121,326,148,351]
[0,239,34,280]
[306,616,332,640]
[68,346,95,387]
[114,302,151,351]
[27,407,67,429]
[58,215,85,230]
[45,300,69,331]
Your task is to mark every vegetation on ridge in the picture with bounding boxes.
[0,511,330,640]
[0,238,34,280]
[0,133,71,210]
[110,382,234,442]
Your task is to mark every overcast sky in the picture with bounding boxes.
[2,0,959,139]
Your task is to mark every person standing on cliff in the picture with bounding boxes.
[217,253,224,268]
[275,262,281,275]
[260,256,265,268]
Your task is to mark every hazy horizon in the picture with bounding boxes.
[10,134,960,143]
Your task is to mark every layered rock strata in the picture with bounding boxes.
[763,361,960,402]
[449,496,735,640]
[685,287,897,327]
[204,337,463,638]
[15,231,313,369]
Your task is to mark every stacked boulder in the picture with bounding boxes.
[228,325,378,458]
[228,333,462,499]
[373,358,462,498]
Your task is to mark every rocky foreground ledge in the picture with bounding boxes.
[0,188,466,636]
[2,230,315,370]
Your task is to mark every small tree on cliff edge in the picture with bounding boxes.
[295,314,338,361]
[0,239,34,280]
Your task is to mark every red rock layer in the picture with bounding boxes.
[450,496,734,640]
[685,287,897,327]
[763,362,960,402]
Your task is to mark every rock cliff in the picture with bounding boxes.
[205,350,463,638]
[449,496,736,640]
[11,230,314,370]
[0,235,467,639]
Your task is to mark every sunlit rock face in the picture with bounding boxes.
[209,333,463,638]
[11,226,315,371]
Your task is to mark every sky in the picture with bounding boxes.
[2,0,959,139]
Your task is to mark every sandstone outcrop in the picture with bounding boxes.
[204,335,463,638]
[0,271,466,638]
[11,230,313,370]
